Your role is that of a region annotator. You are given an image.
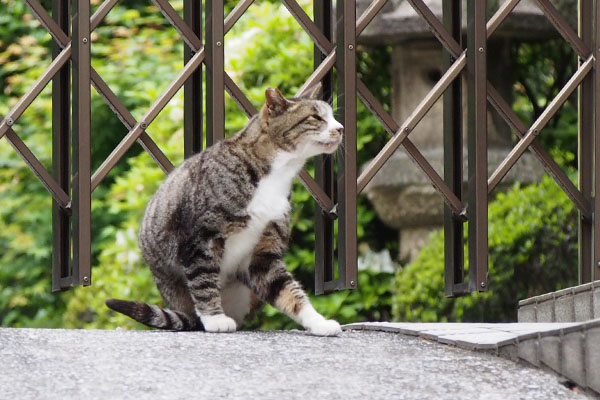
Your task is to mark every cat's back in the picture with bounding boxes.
[141,140,261,234]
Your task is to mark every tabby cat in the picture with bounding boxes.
[106,87,343,336]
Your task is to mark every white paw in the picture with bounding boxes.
[305,318,342,337]
[200,314,237,333]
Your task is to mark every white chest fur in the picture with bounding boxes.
[220,152,304,279]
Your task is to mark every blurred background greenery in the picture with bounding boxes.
[0,0,578,330]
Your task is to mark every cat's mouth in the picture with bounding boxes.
[313,137,342,148]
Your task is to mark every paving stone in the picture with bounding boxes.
[539,336,561,373]
[518,338,540,367]
[574,291,593,322]
[442,331,519,350]
[519,304,537,323]
[555,294,575,322]
[537,299,555,322]
[586,326,600,393]
[561,331,585,387]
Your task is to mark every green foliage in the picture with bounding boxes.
[392,176,578,323]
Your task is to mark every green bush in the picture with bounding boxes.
[392,175,578,323]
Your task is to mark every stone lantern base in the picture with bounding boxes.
[363,148,544,261]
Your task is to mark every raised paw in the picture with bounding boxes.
[305,318,342,337]
[200,314,237,333]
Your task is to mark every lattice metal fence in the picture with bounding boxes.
[1,0,599,296]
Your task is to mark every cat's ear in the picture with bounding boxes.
[265,88,291,116]
[304,82,322,100]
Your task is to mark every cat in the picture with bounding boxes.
[106,87,343,336]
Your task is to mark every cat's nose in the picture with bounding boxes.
[336,126,344,135]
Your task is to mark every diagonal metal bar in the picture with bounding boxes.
[3,126,70,209]
[406,0,463,55]
[356,79,464,214]
[299,169,336,215]
[26,0,118,49]
[298,51,337,96]
[0,44,71,139]
[91,48,205,191]
[281,0,333,54]
[24,0,69,47]
[225,0,255,34]
[152,0,202,51]
[90,69,174,174]
[486,84,591,216]
[224,73,258,117]
[407,0,591,214]
[22,0,172,174]
[535,0,589,58]
[91,0,120,31]
[357,52,467,195]
[356,0,389,34]
[298,0,387,96]
[486,0,521,38]
[489,55,594,193]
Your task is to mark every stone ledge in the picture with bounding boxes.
[518,280,600,323]
[342,320,600,395]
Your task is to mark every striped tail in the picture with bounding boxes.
[105,299,202,331]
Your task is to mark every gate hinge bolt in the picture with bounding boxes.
[5,117,13,126]
[480,281,486,288]
[82,37,88,44]
[348,44,354,50]
[216,41,222,47]
[478,47,484,53]
[350,280,356,286]
[140,122,147,129]
[83,276,89,283]
[596,260,600,267]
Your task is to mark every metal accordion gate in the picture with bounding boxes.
[1,0,599,296]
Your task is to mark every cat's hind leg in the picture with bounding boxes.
[179,241,237,333]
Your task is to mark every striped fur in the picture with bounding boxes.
[107,88,343,336]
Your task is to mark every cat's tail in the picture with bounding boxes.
[105,298,202,331]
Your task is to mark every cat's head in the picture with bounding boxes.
[260,87,343,158]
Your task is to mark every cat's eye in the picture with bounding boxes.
[312,114,325,122]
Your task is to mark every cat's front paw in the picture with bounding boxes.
[200,314,237,333]
[305,318,342,337]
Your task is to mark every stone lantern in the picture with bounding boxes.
[357,0,568,261]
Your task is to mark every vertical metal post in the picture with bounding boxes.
[467,0,488,292]
[579,0,593,283]
[594,0,600,282]
[184,0,203,158]
[443,0,465,296]
[205,0,225,145]
[314,0,335,295]
[336,0,358,290]
[71,0,92,286]
[51,0,71,291]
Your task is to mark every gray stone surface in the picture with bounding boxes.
[594,286,600,320]
[555,295,575,323]
[574,291,593,322]
[519,304,537,323]
[539,336,561,376]
[587,327,600,393]
[537,299,555,322]
[0,328,586,400]
[345,321,600,396]
[561,331,585,386]
[518,338,540,367]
